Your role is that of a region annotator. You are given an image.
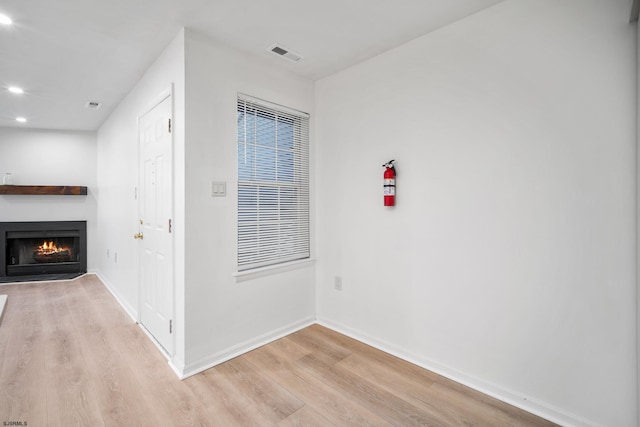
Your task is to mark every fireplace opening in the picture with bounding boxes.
[8,237,78,265]
[0,221,87,282]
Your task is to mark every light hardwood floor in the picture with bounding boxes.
[0,275,556,426]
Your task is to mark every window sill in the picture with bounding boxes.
[233,258,315,282]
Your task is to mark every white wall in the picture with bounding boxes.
[315,1,636,426]
[96,30,186,365]
[181,30,316,372]
[96,28,316,376]
[0,127,98,271]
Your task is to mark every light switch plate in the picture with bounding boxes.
[211,181,227,197]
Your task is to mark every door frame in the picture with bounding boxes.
[136,84,175,357]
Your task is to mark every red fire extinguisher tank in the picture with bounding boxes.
[383,160,396,206]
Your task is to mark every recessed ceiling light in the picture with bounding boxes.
[15,117,26,123]
[0,14,12,25]
[8,86,23,94]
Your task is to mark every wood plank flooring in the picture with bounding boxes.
[0,275,556,426]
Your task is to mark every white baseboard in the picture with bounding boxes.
[0,294,7,320]
[168,358,186,378]
[93,272,138,322]
[316,317,597,427]
[178,316,317,379]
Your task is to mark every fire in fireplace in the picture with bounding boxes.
[0,221,87,282]
[36,240,73,262]
[9,237,76,265]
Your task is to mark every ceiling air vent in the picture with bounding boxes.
[267,43,303,63]
[85,101,102,110]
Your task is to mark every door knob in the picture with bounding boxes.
[133,232,144,240]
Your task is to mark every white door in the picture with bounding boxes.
[137,93,174,355]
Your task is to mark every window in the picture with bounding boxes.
[237,94,310,271]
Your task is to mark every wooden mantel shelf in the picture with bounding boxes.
[0,185,88,196]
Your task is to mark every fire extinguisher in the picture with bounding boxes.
[383,160,396,206]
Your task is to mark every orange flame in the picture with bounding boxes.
[38,240,68,255]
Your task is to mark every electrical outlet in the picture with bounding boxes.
[334,276,343,291]
[114,252,118,263]
[106,249,110,258]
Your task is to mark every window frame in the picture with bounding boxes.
[236,94,310,273]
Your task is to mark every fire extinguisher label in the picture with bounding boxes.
[383,178,395,196]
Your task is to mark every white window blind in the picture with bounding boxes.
[237,94,310,271]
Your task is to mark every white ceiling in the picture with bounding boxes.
[0,0,504,131]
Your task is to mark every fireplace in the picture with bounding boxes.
[0,221,87,282]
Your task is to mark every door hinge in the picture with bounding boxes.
[169,319,173,334]
[168,118,172,133]
[168,218,172,233]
